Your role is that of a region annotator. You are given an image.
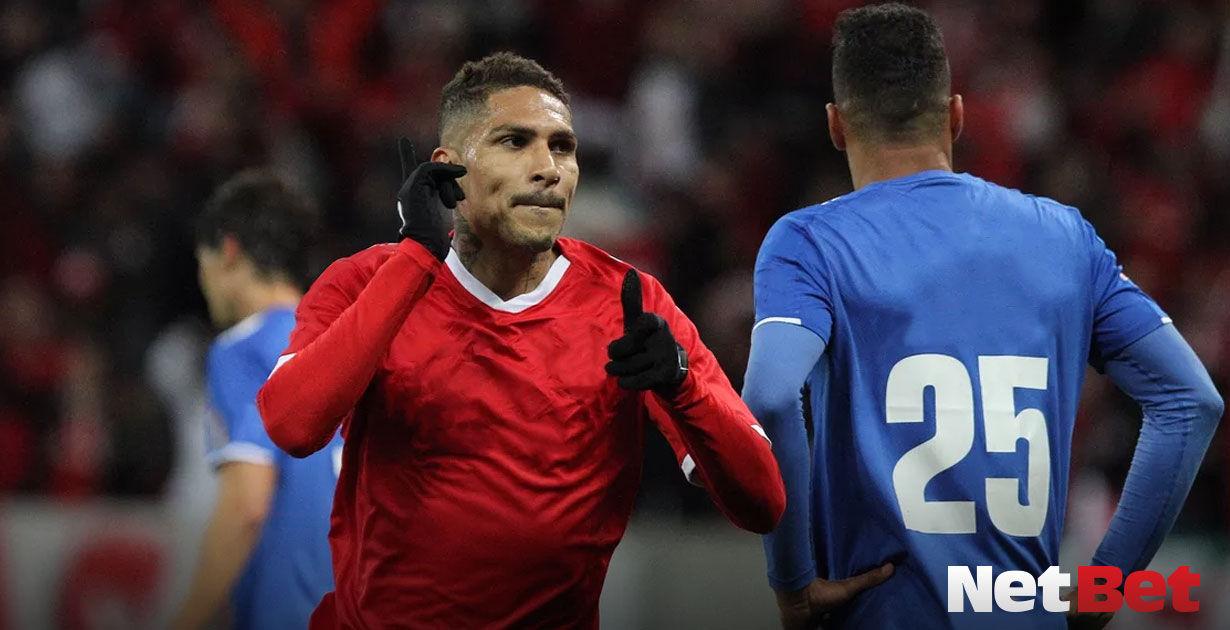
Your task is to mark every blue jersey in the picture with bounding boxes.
[204,306,342,630]
[753,170,1168,629]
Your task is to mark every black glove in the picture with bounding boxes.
[396,138,466,261]
[605,269,690,393]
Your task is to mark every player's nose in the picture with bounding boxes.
[527,141,561,187]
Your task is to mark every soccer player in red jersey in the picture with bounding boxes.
[257,52,786,628]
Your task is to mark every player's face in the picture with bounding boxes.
[195,245,235,328]
[451,87,579,253]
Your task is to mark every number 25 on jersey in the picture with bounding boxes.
[886,354,1050,537]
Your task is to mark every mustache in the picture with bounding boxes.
[510,192,566,209]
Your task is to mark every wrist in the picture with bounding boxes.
[774,583,812,607]
[651,344,691,398]
[654,366,698,408]
[396,238,447,268]
[770,568,819,596]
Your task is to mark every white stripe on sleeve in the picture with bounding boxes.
[751,317,803,333]
[269,352,296,377]
[680,454,704,488]
[206,442,276,469]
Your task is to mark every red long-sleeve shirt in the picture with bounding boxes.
[258,237,784,629]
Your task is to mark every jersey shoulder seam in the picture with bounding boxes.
[339,242,398,271]
[557,237,626,278]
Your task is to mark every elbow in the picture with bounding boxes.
[733,408,790,533]
[283,443,322,459]
[758,485,788,534]
[733,467,787,535]
[738,487,786,535]
[740,387,769,418]
[257,384,321,458]
[765,472,788,532]
[742,389,795,435]
[1195,385,1225,431]
[741,519,778,536]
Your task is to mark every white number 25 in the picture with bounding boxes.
[885,354,1050,537]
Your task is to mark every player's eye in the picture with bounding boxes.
[500,135,528,149]
[550,139,577,154]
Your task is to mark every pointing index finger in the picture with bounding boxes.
[620,269,643,333]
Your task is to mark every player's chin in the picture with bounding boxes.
[510,227,560,253]
[505,216,564,252]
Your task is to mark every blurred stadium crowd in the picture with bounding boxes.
[1,0,1228,534]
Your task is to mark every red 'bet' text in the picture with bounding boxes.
[1077,565,1199,613]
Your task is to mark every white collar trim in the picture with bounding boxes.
[217,311,266,345]
[445,247,571,313]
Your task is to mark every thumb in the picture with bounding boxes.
[620,269,643,334]
[833,563,894,599]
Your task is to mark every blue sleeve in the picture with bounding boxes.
[1086,221,1170,371]
[743,321,825,592]
[753,215,834,344]
[204,341,281,469]
[1091,324,1224,574]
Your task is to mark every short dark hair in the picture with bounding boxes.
[832,3,951,142]
[195,169,321,289]
[439,52,569,142]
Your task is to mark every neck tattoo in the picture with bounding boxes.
[452,212,483,269]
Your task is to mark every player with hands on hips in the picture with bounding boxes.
[744,4,1221,630]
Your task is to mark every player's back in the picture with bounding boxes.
[205,307,341,630]
[787,170,1134,629]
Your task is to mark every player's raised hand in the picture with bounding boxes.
[396,138,466,261]
[605,269,689,393]
[775,564,894,630]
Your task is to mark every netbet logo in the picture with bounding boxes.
[948,566,1200,613]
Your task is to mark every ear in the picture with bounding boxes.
[949,94,964,143]
[827,103,847,152]
[431,147,460,165]
[219,234,244,269]
[431,147,468,218]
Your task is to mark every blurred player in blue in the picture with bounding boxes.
[743,4,1224,630]
[172,170,341,630]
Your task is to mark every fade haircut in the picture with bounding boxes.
[195,169,321,290]
[439,52,570,144]
[832,3,951,143]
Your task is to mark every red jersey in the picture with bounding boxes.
[258,237,784,629]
